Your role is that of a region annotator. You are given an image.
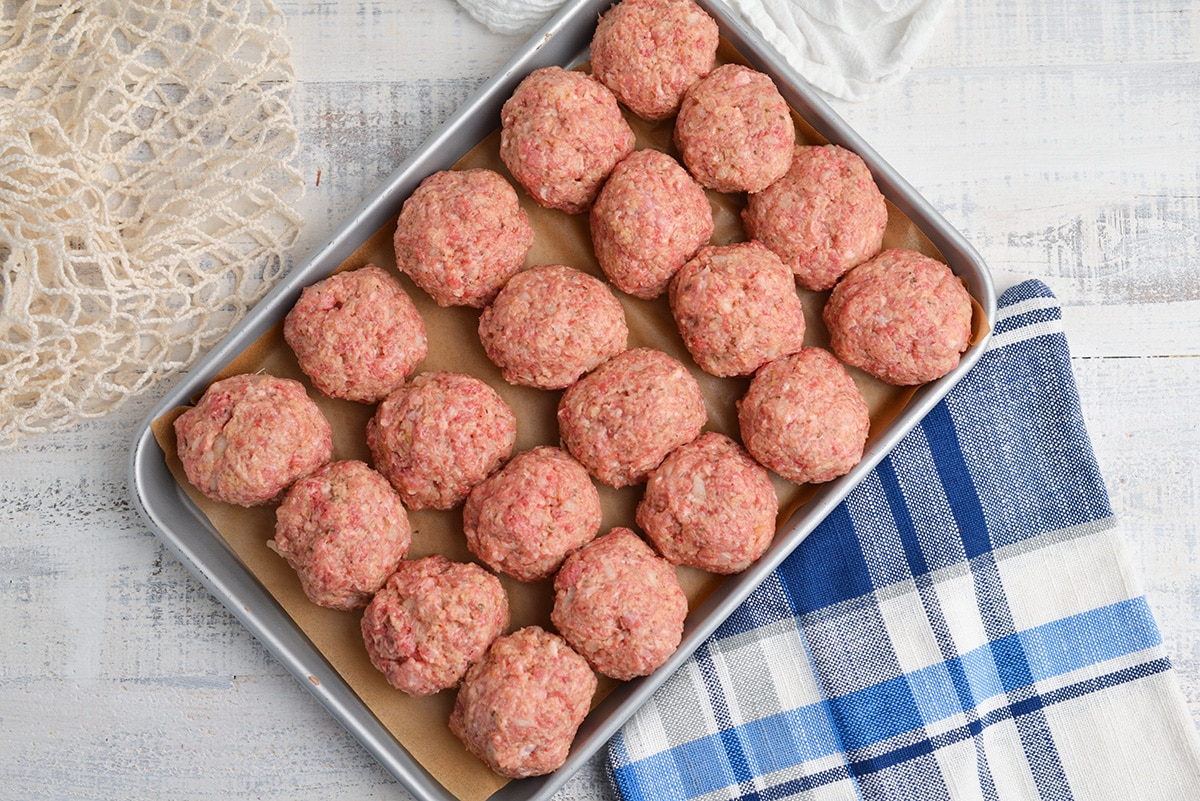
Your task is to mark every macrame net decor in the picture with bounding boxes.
[0,0,304,448]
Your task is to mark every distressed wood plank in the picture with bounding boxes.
[2,1,1199,799]
[1074,355,1200,723]
[276,0,526,84]
[288,78,483,259]
[927,0,1200,69]
[827,61,1200,310]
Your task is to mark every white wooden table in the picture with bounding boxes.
[3,1,1198,799]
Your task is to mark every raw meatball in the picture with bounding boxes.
[590,0,719,120]
[738,347,870,485]
[557,347,707,488]
[174,373,332,507]
[590,148,714,299]
[669,241,807,377]
[500,66,636,214]
[743,144,888,291]
[463,446,602,583]
[271,460,411,611]
[361,555,509,697]
[366,371,517,510]
[674,63,795,193]
[823,248,974,385]
[551,527,688,680]
[283,264,427,402]
[393,168,534,308]
[636,432,778,574]
[450,626,596,779]
[478,264,628,390]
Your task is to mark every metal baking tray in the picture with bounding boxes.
[129,1,996,799]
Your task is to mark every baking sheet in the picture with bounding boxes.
[130,2,997,800]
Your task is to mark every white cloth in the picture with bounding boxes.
[453,0,950,101]
[456,0,567,36]
[728,0,951,100]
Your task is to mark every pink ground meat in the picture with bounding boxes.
[478,264,628,390]
[450,625,596,779]
[636,432,778,574]
[360,555,509,697]
[283,264,427,403]
[743,144,888,291]
[590,148,714,299]
[500,66,636,214]
[669,241,807,377]
[366,371,517,510]
[463,446,602,583]
[673,63,795,194]
[738,347,870,485]
[174,373,332,507]
[551,527,688,680]
[823,248,974,385]
[393,168,534,308]
[270,460,411,611]
[557,347,707,488]
[590,0,720,120]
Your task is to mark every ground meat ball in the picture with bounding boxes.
[636,432,778,574]
[738,347,870,485]
[669,241,807,377]
[393,168,534,308]
[478,264,628,390]
[499,66,636,214]
[361,555,509,697]
[590,148,714,299]
[283,264,427,403]
[743,144,888,291]
[590,0,719,120]
[673,64,795,193]
[366,371,517,510]
[551,527,688,680]
[270,460,411,611]
[463,446,602,583]
[823,248,974,385]
[174,373,332,507]
[557,347,707,488]
[450,626,596,779]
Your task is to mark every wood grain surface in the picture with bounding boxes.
[2,1,1197,799]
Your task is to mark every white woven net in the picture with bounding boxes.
[0,0,304,448]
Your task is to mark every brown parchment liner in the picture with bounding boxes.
[153,40,988,801]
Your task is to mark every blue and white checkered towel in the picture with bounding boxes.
[608,280,1200,800]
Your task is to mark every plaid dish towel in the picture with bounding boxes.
[608,280,1200,800]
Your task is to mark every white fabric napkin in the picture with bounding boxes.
[456,0,567,36]
[454,0,950,100]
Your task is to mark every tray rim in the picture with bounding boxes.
[128,1,998,799]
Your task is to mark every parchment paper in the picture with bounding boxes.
[153,42,988,801]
